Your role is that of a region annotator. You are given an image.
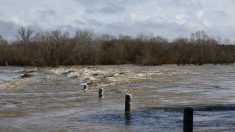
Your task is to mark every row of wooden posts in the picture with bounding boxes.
[83,84,193,132]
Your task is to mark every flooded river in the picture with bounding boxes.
[0,65,235,131]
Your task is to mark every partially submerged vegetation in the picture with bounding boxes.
[0,28,235,66]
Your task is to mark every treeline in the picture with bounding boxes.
[0,27,235,66]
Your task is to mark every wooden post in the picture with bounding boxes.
[125,94,132,113]
[99,88,103,98]
[81,83,88,92]
[125,112,131,125]
[84,84,88,90]
[183,107,193,132]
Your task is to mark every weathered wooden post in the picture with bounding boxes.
[125,94,132,114]
[99,88,103,98]
[125,111,131,125]
[183,107,194,132]
[81,83,88,92]
[84,84,88,90]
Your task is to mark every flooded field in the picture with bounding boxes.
[0,65,235,132]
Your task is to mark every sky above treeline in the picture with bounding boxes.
[0,0,235,40]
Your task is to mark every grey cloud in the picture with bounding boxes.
[92,6,125,14]
[0,0,235,40]
[38,10,57,17]
[85,1,126,15]
[98,2,126,14]
[85,18,104,27]
[0,21,18,40]
[37,10,57,22]
[204,10,234,25]
[98,20,192,39]
[75,17,104,29]
[75,20,86,26]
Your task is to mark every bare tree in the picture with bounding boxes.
[17,27,34,44]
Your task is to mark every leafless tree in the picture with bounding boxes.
[17,27,34,44]
[0,29,235,66]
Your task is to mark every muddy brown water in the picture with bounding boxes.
[0,65,235,132]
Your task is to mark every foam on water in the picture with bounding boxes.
[0,65,235,131]
[0,67,23,84]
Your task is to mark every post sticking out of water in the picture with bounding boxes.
[81,83,88,92]
[183,107,193,132]
[84,84,88,90]
[125,94,132,114]
[99,88,103,98]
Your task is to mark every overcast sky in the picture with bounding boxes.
[0,0,235,40]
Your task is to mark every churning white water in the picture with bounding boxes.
[0,65,235,131]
